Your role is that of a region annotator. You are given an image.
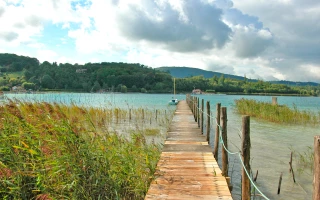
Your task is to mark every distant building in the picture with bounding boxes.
[192,89,202,94]
[76,69,87,73]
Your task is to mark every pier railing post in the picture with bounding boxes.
[196,97,198,122]
[313,135,320,200]
[206,101,210,142]
[193,97,196,120]
[214,103,221,160]
[221,107,228,177]
[201,99,204,135]
[242,115,251,200]
[198,98,200,128]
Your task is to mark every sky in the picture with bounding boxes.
[0,0,320,82]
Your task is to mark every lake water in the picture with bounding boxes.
[3,93,320,200]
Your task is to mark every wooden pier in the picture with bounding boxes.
[145,100,232,200]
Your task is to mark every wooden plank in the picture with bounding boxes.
[145,100,232,200]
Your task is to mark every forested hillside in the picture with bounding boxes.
[0,54,172,93]
[159,66,319,86]
[0,53,319,96]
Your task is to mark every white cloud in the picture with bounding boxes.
[0,0,319,83]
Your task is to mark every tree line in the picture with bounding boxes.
[0,53,319,96]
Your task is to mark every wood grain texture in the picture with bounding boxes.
[145,100,232,200]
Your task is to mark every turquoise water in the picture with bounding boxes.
[3,93,320,200]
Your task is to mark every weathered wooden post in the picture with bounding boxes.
[206,101,210,142]
[242,115,251,200]
[193,97,196,120]
[201,99,204,135]
[195,97,198,122]
[198,97,200,128]
[272,96,278,105]
[155,109,158,121]
[313,135,320,200]
[142,109,144,120]
[129,108,132,121]
[214,103,221,160]
[278,173,283,195]
[115,108,119,124]
[221,107,228,177]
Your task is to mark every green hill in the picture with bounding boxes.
[158,66,319,86]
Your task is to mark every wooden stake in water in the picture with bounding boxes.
[206,101,210,142]
[201,99,204,135]
[214,103,221,160]
[221,107,228,177]
[272,96,278,105]
[242,115,251,200]
[198,97,200,128]
[278,172,283,195]
[313,136,320,200]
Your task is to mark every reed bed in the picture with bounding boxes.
[0,100,174,199]
[234,98,320,125]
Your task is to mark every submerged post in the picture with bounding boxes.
[214,103,221,160]
[313,136,320,200]
[201,99,204,135]
[221,107,228,177]
[206,101,210,142]
[242,115,251,200]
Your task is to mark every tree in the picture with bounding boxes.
[131,85,139,92]
[141,88,147,93]
[41,74,55,89]
[91,81,101,92]
[22,82,36,90]
[218,75,225,86]
[120,85,127,93]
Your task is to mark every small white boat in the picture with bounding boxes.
[169,98,178,105]
[169,78,178,105]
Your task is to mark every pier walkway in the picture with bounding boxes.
[145,100,232,200]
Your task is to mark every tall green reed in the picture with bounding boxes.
[0,100,171,199]
[234,98,320,125]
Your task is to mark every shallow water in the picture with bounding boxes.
[4,92,320,199]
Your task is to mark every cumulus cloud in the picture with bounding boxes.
[0,32,19,41]
[0,7,4,17]
[232,25,273,58]
[115,0,231,52]
[0,0,319,83]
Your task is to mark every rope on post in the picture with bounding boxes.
[185,95,270,200]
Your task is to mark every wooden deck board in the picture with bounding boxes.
[145,100,232,200]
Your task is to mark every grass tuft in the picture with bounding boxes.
[234,98,320,125]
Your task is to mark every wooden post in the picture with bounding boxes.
[214,103,221,160]
[221,107,228,177]
[313,136,320,200]
[129,109,132,120]
[142,109,144,120]
[155,109,158,121]
[254,170,258,182]
[278,172,283,195]
[116,108,119,124]
[206,101,210,142]
[201,99,204,135]
[242,115,251,200]
[195,97,198,122]
[193,97,196,120]
[289,152,296,183]
[272,96,278,105]
[198,98,200,128]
